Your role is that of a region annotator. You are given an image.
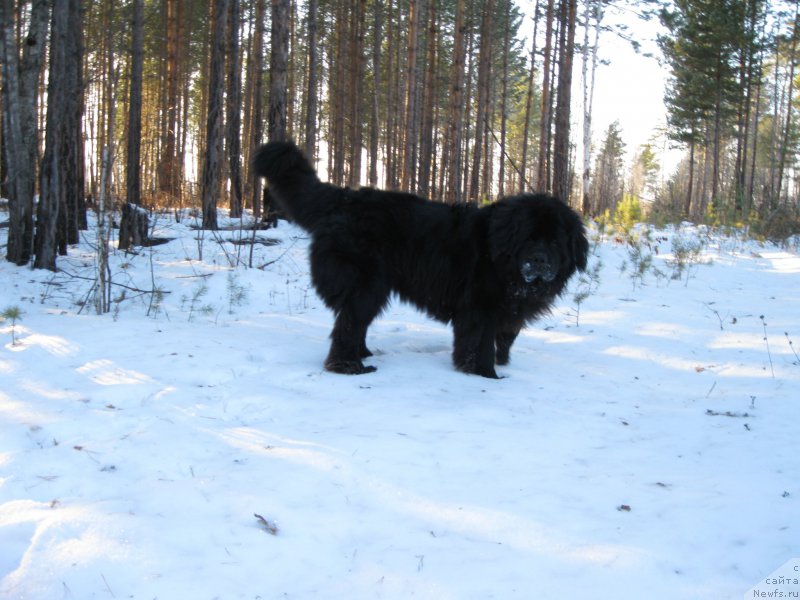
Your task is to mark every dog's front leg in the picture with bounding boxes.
[497,329,519,365]
[452,315,499,378]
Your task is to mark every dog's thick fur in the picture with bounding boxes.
[253,141,588,378]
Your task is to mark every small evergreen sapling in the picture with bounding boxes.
[572,257,602,327]
[669,232,706,284]
[1,306,23,346]
[226,272,249,314]
[182,280,215,322]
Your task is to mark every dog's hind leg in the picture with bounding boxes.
[325,309,377,374]
[310,246,388,374]
[323,285,387,375]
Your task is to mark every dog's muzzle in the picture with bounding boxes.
[521,253,556,284]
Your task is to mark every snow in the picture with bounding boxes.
[1,211,798,599]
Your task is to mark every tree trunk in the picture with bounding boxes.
[368,0,382,187]
[226,0,243,217]
[126,0,144,210]
[330,3,347,185]
[117,0,143,252]
[348,0,366,188]
[269,0,290,142]
[200,0,228,231]
[418,0,437,198]
[265,0,290,222]
[158,0,182,203]
[470,0,494,202]
[747,35,765,215]
[481,87,493,200]
[177,0,188,208]
[304,0,319,157]
[581,0,601,215]
[36,0,74,269]
[553,0,577,204]
[685,136,695,218]
[96,146,112,313]
[711,50,724,206]
[0,0,48,266]
[286,2,296,140]
[444,0,466,202]
[537,0,555,191]
[734,0,756,218]
[385,0,397,188]
[462,27,476,198]
[61,0,83,247]
[401,0,421,191]
[118,202,149,250]
[519,0,539,193]
[498,4,510,199]
[246,0,266,217]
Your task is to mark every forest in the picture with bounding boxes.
[1,0,799,272]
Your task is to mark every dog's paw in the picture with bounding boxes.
[455,361,501,379]
[477,368,502,379]
[324,358,377,375]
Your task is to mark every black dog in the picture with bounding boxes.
[253,141,588,378]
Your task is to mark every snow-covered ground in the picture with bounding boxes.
[1,211,798,599]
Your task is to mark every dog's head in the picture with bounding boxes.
[488,194,588,291]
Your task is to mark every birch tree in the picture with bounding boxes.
[580,0,603,215]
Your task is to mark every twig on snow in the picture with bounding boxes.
[254,513,279,535]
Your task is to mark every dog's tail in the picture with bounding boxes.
[252,141,328,231]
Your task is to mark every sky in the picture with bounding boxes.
[520,0,684,176]
[588,4,684,173]
[590,10,669,150]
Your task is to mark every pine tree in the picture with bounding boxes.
[126,0,144,210]
[444,0,467,202]
[553,0,578,204]
[0,0,48,266]
[591,120,625,216]
[659,0,747,217]
[469,0,495,202]
[158,0,182,204]
[629,144,660,202]
[200,0,228,231]
[269,0,290,142]
[226,0,243,217]
[34,0,82,270]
